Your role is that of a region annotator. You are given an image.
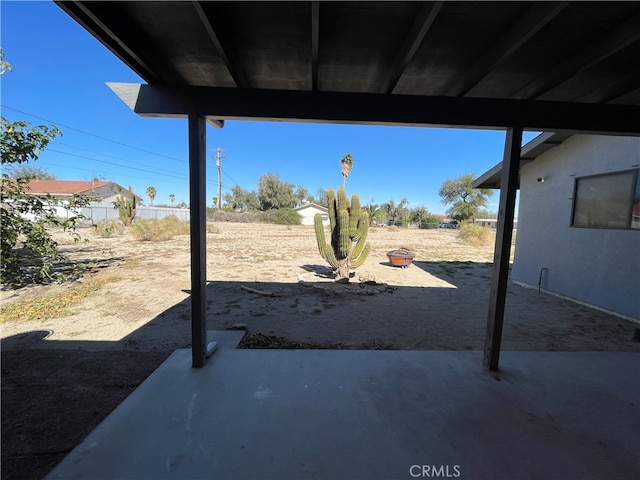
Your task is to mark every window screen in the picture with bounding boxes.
[572,170,639,230]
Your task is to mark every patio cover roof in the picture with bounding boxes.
[55,1,640,132]
[54,1,640,370]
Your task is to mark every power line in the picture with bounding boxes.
[46,149,223,190]
[1,105,187,163]
[44,162,189,185]
[53,140,187,177]
[4,105,232,194]
[47,149,188,180]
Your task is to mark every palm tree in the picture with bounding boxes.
[146,186,156,206]
[169,194,175,207]
[363,200,382,225]
[340,153,353,188]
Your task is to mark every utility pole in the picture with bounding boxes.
[215,147,225,210]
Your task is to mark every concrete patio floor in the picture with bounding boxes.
[46,343,639,480]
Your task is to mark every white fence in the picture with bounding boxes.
[80,202,190,223]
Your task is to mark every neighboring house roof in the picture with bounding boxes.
[294,202,328,213]
[21,179,143,202]
[472,131,574,189]
[23,179,111,195]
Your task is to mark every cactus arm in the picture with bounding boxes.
[314,213,329,260]
[349,194,361,236]
[326,188,336,231]
[337,188,349,212]
[352,210,368,242]
[322,244,340,270]
[314,213,325,246]
[351,233,367,260]
[338,209,350,259]
[351,243,371,268]
[314,213,340,269]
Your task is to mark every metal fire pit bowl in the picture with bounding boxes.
[386,249,415,268]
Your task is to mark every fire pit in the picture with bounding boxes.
[386,249,415,268]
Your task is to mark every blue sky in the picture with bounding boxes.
[2,1,536,214]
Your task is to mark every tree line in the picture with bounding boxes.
[203,169,495,227]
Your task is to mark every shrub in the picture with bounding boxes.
[261,208,302,225]
[94,221,125,237]
[130,215,189,241]
[158,215,189,234]
[458,222,494,246]
[210,210,262,223]
[418,215,440,229]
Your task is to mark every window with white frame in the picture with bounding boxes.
[571,169,640,230]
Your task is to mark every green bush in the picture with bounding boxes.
[418,215,440,229]
[459,222,494,246]
[261,208,302,225]
[130,215,189,241]
[1,118,91,284]
[94,221,125,237]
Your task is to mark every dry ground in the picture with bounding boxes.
[2,222,639,479]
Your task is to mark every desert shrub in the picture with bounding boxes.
[387,225,400,232]
[130,215,189,241]
[210,210,262,223]
[94,221,125,237]
[261,208,302,225]
[159,215,189,234]
[459,222,494,246]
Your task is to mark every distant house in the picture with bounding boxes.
[22,179,143,203]
[294,202,329,226]
[474,133,640,320]
[15,179,152,223]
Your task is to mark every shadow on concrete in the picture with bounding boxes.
[2,263,639,480]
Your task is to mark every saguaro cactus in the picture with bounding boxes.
[113,185,137,226]
[314,187,371,281]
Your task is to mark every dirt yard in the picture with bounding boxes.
[2,222,639,479]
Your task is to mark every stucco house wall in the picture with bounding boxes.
[513,134,640,320]
[295,203,329,226]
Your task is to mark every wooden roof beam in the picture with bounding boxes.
[192,1,248,88]
[514,12,640,100]
[311,1,320,91]
[577,70,640,104]
[446,2,569,97]
[383,1,443,95]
